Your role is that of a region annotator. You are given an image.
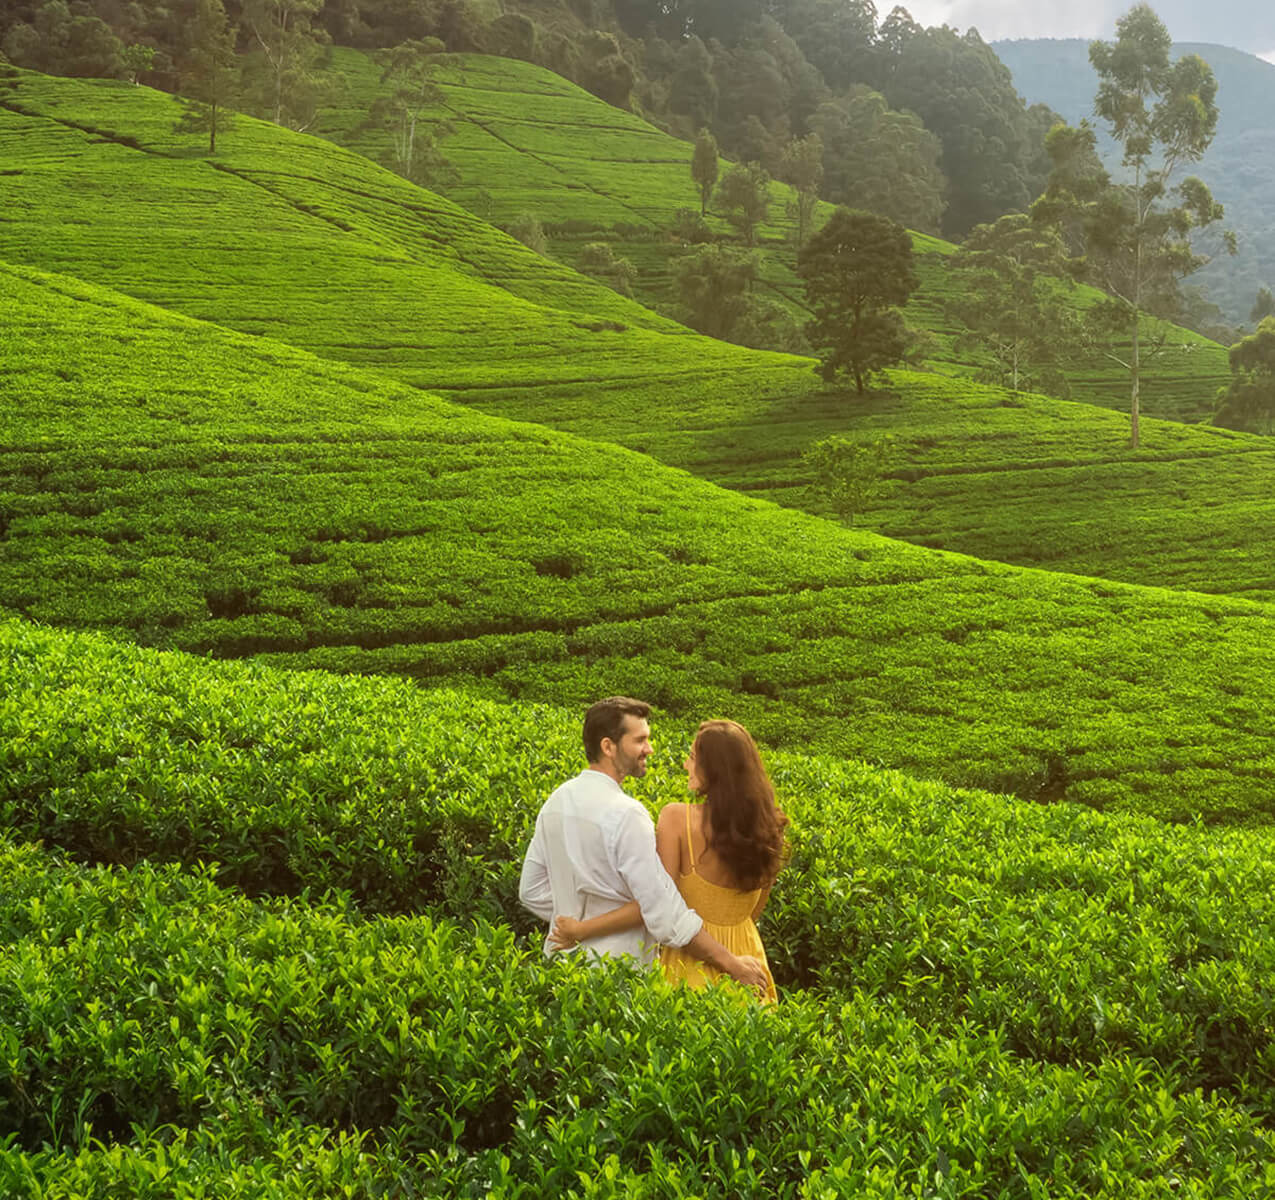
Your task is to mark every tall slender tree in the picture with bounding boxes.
[174,0,238,153]
[1033,5,1229,447]
[780,131,823,249]
[241,0,328,131]
[365,38,455,187]
[691,127,719,217]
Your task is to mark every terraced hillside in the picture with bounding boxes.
[1,67,1265,602]
[317,47,1230,422]
[5,259,1275,823]
[3,620,1275,1194]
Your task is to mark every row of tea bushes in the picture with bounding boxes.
[2,835,1272,1198]
[4,619,1275,1121]
[6,265,1275,819]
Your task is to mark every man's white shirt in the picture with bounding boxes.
[519,768,704,963]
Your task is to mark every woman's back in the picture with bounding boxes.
[660,802,776,1002]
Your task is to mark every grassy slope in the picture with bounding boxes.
[3,620,1275,1194]
[5,259,1275,823]
[0,67,1265,601]
[317,47,1230,419]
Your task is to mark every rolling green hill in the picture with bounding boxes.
[3,619,1275,1194]
[0,65,1262,603]
[6,258,1275,823]
[315,46,1230,421]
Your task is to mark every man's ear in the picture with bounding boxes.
[598,736,615,760]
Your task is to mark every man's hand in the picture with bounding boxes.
[547,915,583,950]
[724,954,768,996]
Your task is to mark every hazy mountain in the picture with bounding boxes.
[994,38,1275,329]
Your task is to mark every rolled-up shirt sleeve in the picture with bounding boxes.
[518,817,554,922]
[612,806,703,948]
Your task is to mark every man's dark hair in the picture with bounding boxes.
[583,696,651,762]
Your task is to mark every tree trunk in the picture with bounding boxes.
[210,100,218,153]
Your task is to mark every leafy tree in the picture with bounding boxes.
[1033,5,1230,447]
[241,0,331,131]
[876,21,1056,237]
[122,43,155,84]
[365,38,456,188]
[716,161,770,246]
[780,131,823,249]
[669,35,717,130]
[949,214,1077,397]
[690,127,719,218]
[803,434,893,527]
[1251,287,1275,327]
[672,242,801,350]
[672,244,759,340]
[776,0,879,94]
[507,212,547,255]
[2,1,123,78]
[174,0,238,154]
[798,207,918,393]
[810,85,946,235]
[1214,318,1275,434]
[577,242,637,296]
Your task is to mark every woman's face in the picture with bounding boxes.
[684,743,705,793]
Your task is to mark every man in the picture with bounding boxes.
[519,696,768,993]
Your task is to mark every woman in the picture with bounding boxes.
[549,719,788,1003]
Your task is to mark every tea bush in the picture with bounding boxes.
[4,619,1275,1125]
[1,835,1273,1198]
[0,64,1249,603]
[4,265,1275,819]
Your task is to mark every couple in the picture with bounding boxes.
[518,696,788,1002]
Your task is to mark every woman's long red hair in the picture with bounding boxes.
[692,720,788,891]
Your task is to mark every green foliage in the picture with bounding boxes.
[799,207,919,392]
[6,622,1275,1167]
[802,434,891,526]
[779,131,822,248]
[3,822,1274,1195]
[239,0,332,132]
[690,125,718,217]
[1,1,124,79]
[1251,286,1274,326]
[1214,317,1275,433]
[874,18,1057,237]
[810,85,946,235]
[363,37,456,187]
[949,213,1078,396]
[507,210,548,255]
[1034,7,1229,446]
[121,43,154,84]
[4,263,1275,820]
[714,160,770,246]
[577,241,637,296]
[174,0,237,154]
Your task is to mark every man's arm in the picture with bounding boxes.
[518,817,554,922]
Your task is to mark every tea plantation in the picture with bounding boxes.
[3,619,1275,1196]
[315,47,1229,422]
[4,54,1275,1195]
[7,259,1275,821]
[0,65,1258,600]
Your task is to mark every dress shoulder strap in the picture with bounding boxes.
[685,802,696,869]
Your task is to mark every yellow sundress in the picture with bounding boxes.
[659,804,778,1004]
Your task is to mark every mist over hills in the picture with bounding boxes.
[994,38,1275,327]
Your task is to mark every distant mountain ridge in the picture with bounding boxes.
[993,38,1275,327]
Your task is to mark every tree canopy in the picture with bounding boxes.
[798,206,918,393]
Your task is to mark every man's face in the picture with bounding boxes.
[607,714,652,780]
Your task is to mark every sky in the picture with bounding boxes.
[895,1,1275,63]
